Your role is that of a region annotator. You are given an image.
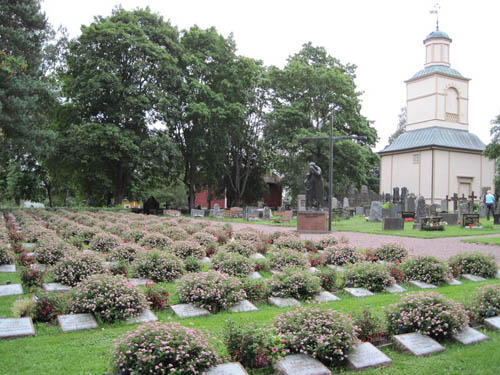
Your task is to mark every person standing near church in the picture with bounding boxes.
[485,190,495,220]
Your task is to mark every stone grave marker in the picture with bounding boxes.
[429,204,439,216]
[441,199,448,212]
[0,318,35,339]
[385,284,406,294]
[462,274,486,282]
[458,201,471,223]
[368,201,382,222]
[297,195,306,212]
[126,309,158,324]
[30,263,47,272]
[0,284,23,297]
[205,362,248,375]
[344,287,374,297]
[327,265,345,273]
[415,196,426,220]
[170,303,210,318]
[268,297,301,308]
[347,342,392,370]
[314,291,340,303]
[452,326,489,345]
[331,197,338,209]
[273,354,331,375]
[409,280,437,289]
[0,264,15,273]
[201,256,211,263]
[128,278,150,287]
[263,206,272,219]
[405,194,416,213]
[447,279,462,285]
[440,212,458,225]
[58,313,98,332]
[43,283,71,292]
[23,243,35,249]
[308,267,319,274]
[383,218,404,230]
[229,299,258,313]
[496,270,500,279]
[355,206,365,216]
[191,209,205,217]
[248,271,262,280]
[393,332,444,356]
[484,316,500,330]
[250,253,266,260]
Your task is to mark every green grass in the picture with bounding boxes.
[2,264,500,375]
[462,236,500,246]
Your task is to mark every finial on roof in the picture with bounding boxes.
[429,3,441,31]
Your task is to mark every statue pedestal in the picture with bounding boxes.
[297,211,328,233]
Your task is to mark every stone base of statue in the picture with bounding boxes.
[297,211,328,233]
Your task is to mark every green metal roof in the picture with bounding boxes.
[424,30,451,41]
[380,127,486,154]
[410,65,464,80]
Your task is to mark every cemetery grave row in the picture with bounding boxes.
[2,209,500,374]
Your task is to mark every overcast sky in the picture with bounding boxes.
[41,0,500,150]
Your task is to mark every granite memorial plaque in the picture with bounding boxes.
[128,278,150,286]
[368,201,382,222]
[355,207,365,216]
[447,279,462,286]
[248,271,262,280]
[383,218,404,230]
[308,267,320,274]
[462,274,487,282]
[313,291,340,303]
[229,299,258,313]
[268,297,301,308]
[409,280,437,289]
[250,253,266,260]
[347,342,392,370]
[201,256,211,263]
[385,284,406,294]
[452,326,489,345]
[170,303,210,318]
[273,354,331,375]
[344,288,374,297]
[0,318,35,339]
[440,213,458,225]
[0,264,15,273]
[393,332,444,356]
[0,284,23,297]
[30,263,47,272]
[43,283,71,292]
[58,313,98,332]
[415,196,426,220]
[484,316,500,330]
[204,362,248,375]
[126,309,158,324]
[191,209,205,217]
[327,265,345,273]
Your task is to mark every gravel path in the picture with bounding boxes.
[229,222,500,264]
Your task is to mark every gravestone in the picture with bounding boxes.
[297,195,307,211]
[343,197,349,208]
[458,201,471,223]
[0,264,15,273]
[314,291,340,303]
[0,318,35,339]
[409,280,437,289]
[401,187,408,204]
[308,267,320,274]
[248,271,262,280]
[429,204,438,216]
[250,253,266,260]
[201,257,211,263]
[388,204,400,218]
[384,193,391,203]
[344,287,374,297]
[30,263,47,272]
[128,278,150,287]
[368,201,382,222]
[415,196,426,220]
[268,297,301,308]
[331,197,338,209]
[441,199,448,212]
[229,300,258,313]
[126,309,158,324]
[447,279,462,285]
[191,209,205,217]
[57,313,98,332]
[383,218,404,230]
[393,187,400,203]
[452,326,489,345]
[479,202,488,218]
[0,284,23,297]
[361,185,369,204]
[494,213,500,225]
[347,342,392,370]
[385,284,406,294]
[355,207,365,216]
[273,354,331,375]
[205,362,248,375]
[405,194,416,213]
[263,206,272,219]
[440,212,458,225]
[393,332,444,356]
[170,303,210,318]
[484,316,500,330]
[244,206,259,221]
[462,274,487,282]
[43,283,71,292]
[143,196,160,215]
[462,214,480,227]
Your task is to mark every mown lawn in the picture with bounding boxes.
[1,266,500,375]
[462,236,500,246]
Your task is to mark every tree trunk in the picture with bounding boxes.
[46,183,53,208]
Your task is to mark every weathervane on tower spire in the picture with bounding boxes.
[430,3,441,31]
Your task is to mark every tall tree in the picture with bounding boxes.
[387,106,407,145]
[61,7,182,204]
[484,113,500,193]
[264,43,378,199]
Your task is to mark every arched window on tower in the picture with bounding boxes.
[445,87,459,122]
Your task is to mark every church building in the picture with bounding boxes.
[379,28,495,208]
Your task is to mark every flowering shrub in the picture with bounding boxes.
[111,322,220,375]
[0,245,13,265]
[162,226,190,241]
[172,240,205,259]
[8,229,23,243]
[184,256,203,272]
[192,232,218,248]
[177,270,246,312]
[308,252,326,267]
[254,258,270,272]
[211,251,254,277]
[368,243,408,263]
[54,252,105,286]
[88,232,120,252]
[233,229,262,243]
[467,284,500,322]
[324,244,364,266]
[303,240,317,252]
[33,290,67,323]
[448,252,497,278]
[353,309,386,344]
[269,249,308,271]
[20,266,44,287]
[35,239,73,265]
[385,292,469,340]
[317,235,344,250]
[268,267,321,299]
[401,256,451,285]
[224,240,256,257]
[123,229,146,243]
[318,267,337,291]
[242,278,269,302]
[72,274,148,323]
[139,232,172,250]
[273,236,305,252]
[224,320,284,369]
[107,243,144,263]
[145,283,170,310]
[343,262,395,292]
[133,250,184,282]
[274,307,357,365]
